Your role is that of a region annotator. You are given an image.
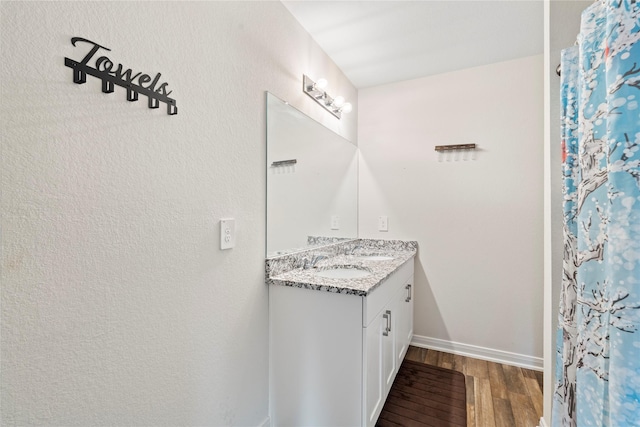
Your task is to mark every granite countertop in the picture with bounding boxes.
[266,239,417,296]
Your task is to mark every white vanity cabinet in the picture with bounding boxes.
[363,264,414,427]
[269,257,414,427]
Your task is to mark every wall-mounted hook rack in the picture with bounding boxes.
[434,144,476,152]
[271,159,297,167]
[64,37,177,115]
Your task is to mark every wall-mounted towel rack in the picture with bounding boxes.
[434,144,476,152]
[64,37,178,115]
[271,159,297,167]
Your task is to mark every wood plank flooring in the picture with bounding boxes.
[405,346,543,427]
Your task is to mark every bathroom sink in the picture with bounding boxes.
[356,255,394,261]
[315,267,372,279]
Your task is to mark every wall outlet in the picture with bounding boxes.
[378,215,388,232]
[220,218,236,250]
[331,215,340,230]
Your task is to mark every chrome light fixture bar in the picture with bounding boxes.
[303,74,352,119]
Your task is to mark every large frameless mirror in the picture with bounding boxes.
[266,92,358,257]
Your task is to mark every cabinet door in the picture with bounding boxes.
[382,308,396,395]
[394,278,414,368]
[364,310,385,427]
[404,279,414,350]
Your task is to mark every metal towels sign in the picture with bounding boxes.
[64,37,177,115]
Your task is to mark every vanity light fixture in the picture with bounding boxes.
[312,78,328,92]
[303,74,352,119]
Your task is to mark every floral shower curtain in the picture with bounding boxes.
[554,0,640,426]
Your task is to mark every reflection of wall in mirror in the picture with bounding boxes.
[266,93,358,256]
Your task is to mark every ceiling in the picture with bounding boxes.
[282,0,544,88]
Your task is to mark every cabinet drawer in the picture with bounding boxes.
[363,258,414,327]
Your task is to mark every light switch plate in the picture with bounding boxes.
[378,215,388,232]
[220,218,236,250]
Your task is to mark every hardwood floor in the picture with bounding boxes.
[404,346,543,427]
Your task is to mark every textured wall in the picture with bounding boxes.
[0,1,356,425]
[358,55,544,360]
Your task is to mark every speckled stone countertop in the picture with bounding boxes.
[266,239,417,296]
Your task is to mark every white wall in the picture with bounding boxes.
[358,55,544,366]
[0,2,356,425]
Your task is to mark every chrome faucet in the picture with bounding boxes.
[303,254,328,269]
[346,244,362,255]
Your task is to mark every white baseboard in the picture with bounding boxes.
[538,416,548,427]
[258,416,270,427]
[411,334,543,371]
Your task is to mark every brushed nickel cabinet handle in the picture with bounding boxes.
[382,312,389,336]
[386,310,392,333]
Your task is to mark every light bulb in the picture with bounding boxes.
[315,78,328,90]
[340,102,353,114]
[332,96,345,107]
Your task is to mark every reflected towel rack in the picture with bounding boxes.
[434,144,476,152]
[271,159,297,167]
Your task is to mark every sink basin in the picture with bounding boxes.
[315,267,372,279]
[356,255,394,261]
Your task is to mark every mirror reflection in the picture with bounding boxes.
[266,92,358,257]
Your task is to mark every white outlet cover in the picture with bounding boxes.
[220,218,236,250]
[331,215,340,230]
[378,215,388,232]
